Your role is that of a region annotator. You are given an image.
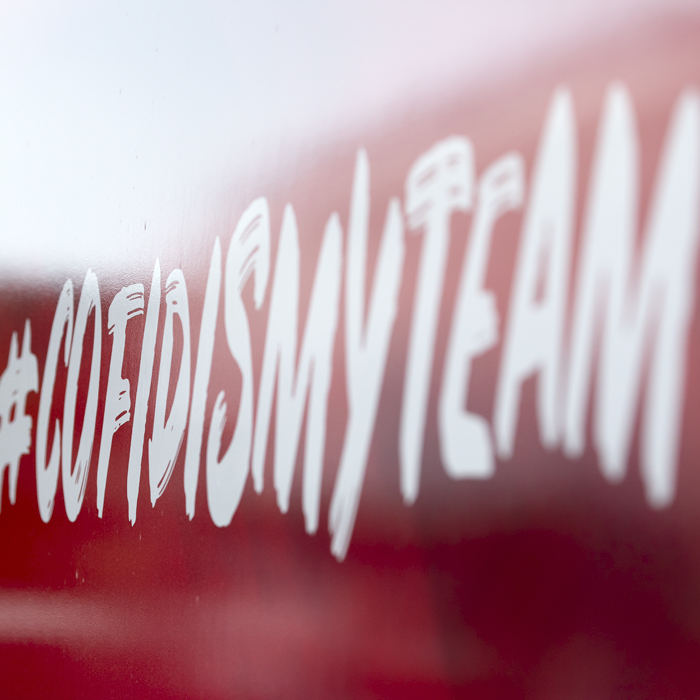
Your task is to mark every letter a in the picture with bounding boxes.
[494,89,576,457]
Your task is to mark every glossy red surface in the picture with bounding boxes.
[2,3,700,698]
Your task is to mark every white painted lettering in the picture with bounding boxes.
[494,90,576,457]
[184,239,222,519]
[36,281,73,522]
[440,153,524,480]
[252,204,342,534]
[149,269,191,506]
[564,86,700,507]
[329,150,405,560]
[127,260,161,523]
[0,321,38,512]
[400,137,474,505]
[62,270,102,522]
[96,285,144,516]
[207,199,270,527]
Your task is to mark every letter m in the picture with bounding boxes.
[252,204,342,534]
[564,85,700,507]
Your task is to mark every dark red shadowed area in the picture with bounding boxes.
[2,9,700,700]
